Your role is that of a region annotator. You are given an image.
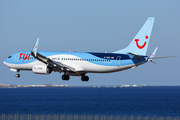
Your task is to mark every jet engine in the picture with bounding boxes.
[32,65,52,75]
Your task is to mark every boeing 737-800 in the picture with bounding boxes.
[3,17,166,82]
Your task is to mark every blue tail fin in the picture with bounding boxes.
[114,17,155,55]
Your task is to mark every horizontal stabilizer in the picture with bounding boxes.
[148,48,176,64]
[149,56,177,59]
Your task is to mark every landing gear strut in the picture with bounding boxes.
[81,75,89,82]
[62,74,70,81]
[15,70,20,78]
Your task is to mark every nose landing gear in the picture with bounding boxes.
[15,70,20,78]
[15,74,20,78]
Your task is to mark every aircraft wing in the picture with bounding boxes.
[31,39,76,72]
[128,52,145,60]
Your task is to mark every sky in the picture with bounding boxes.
[0,0,179,86]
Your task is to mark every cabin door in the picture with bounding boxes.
[14,54,19,63]
[116,56,121,67]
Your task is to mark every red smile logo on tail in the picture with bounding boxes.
[135,39,146,49]
[134,36,148,49]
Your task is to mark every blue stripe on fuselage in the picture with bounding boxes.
[88,52,130,60]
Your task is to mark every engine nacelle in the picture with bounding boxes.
[32,65,51,75]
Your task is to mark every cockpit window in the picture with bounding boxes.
[8,56,12,58]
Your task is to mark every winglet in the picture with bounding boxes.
[150,47,158,58]
[31,38,40,57]
[149,47,158,64]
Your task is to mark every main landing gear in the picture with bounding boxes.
[62,74,70,81]
[81,75,89,82]
[15,70,20,78]
[61,73,89,82]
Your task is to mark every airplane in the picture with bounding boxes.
[3,17,172,82]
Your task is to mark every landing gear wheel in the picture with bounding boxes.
[85,76,89,81]
[16,74,20,78]
[81,76,89,82]
[62,75,70,81]
[62,75,66,80]
[66,75,70,80]
[81,76,84,81]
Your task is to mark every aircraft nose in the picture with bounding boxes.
[3,60,9,67]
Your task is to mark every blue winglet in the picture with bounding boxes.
[150,47,158,58]
[149,47,158,64]
[32,38,40,56]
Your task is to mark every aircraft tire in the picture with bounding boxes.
[62,75,66,80]
[81,76,89,82]
[16,74,20,78]
[85,76,89,81]
[81,76,85,81]
[65,75,70,80]
[62,75,70,81]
